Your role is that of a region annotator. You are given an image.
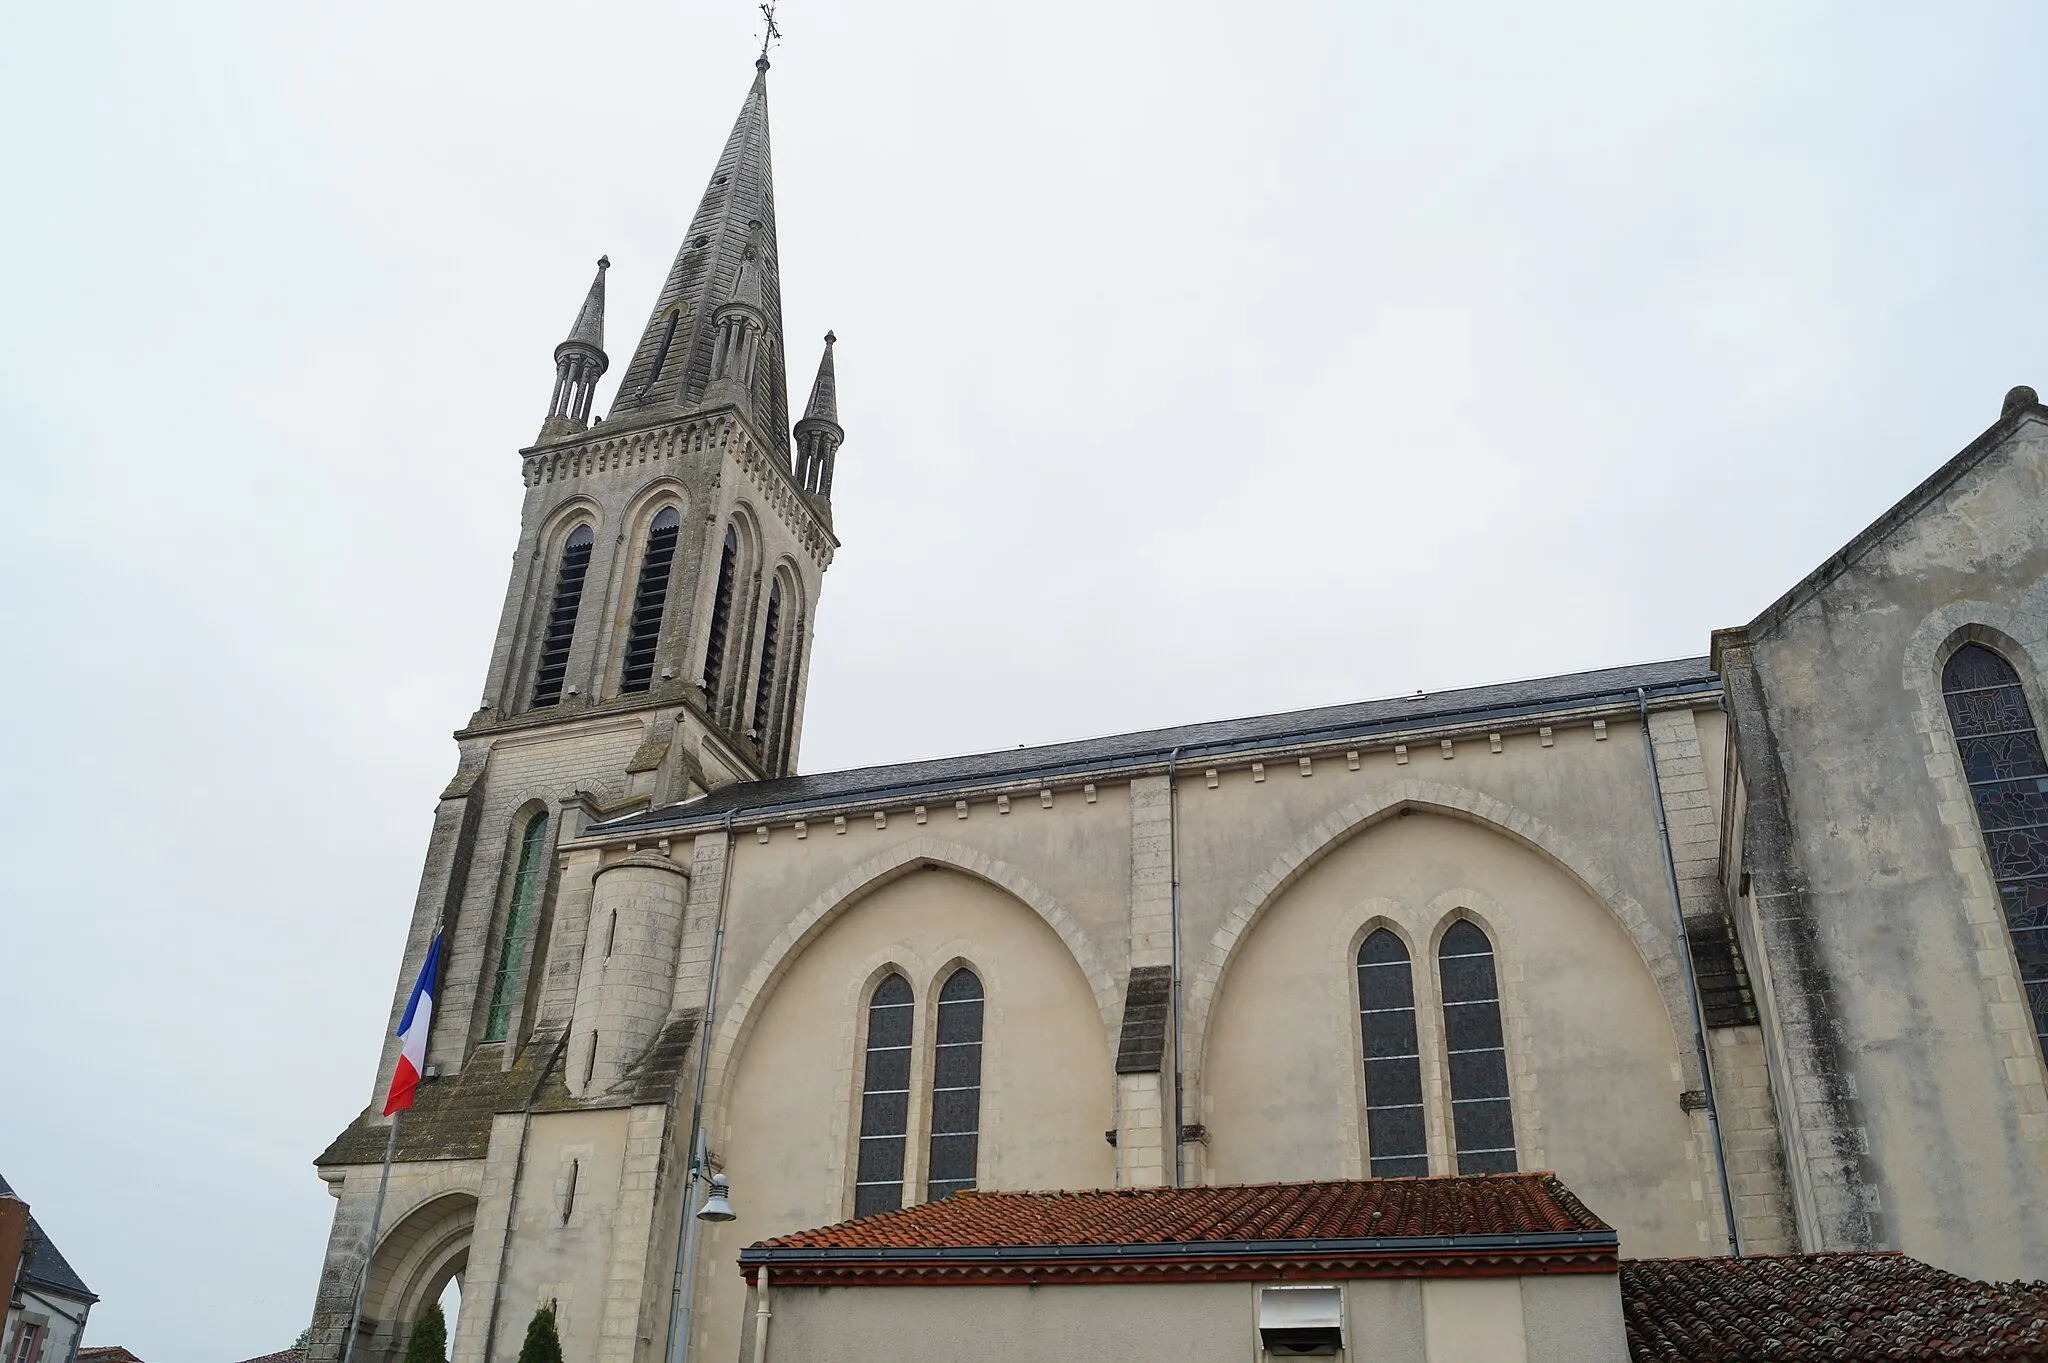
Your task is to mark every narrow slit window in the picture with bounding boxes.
[644,311,679,394]
[484,813,550,1042]
[1439,919,1517,1174]
[620,507,681,692]
[531,525,594,707]
[702,525,740,703]
[926,968,983,1200]
[855,973,913,1217]
[1943,643,2048,1061]
[751,579,782,738]
[1357,930,1428,1177]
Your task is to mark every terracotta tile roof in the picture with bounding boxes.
[741,1176,1616,1286]
[1622,1253,2048,1361]
[227,1349,304,1363]
[78,1349,144,1363]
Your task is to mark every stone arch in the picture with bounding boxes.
[703,837,1121,1119]
[1902,593,2048,1114]
[357,1188,477,1363]
[1183,779,1700,1101]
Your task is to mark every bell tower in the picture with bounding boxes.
[308,55,846,1363]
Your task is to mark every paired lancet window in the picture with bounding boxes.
[484,812,550,1042]
[1356,920,1517,1176]
[531,526,593,708]
[1942,643,2048,1061]
[621,508,681,692]
[854,968,985,1216]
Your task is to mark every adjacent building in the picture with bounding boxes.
[2,1176,97,1363]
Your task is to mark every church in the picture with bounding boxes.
[307,49,2048,1363]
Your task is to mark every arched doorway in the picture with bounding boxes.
[352,1192,475,1363]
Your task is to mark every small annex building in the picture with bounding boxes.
[733,1177,2048,1363]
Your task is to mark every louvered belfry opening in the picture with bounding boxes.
[531,526,595,707]
[702,525,741,704]
[752,579,782,739]
[621,507,682,693]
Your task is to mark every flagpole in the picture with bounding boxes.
[342,1110,402,1363]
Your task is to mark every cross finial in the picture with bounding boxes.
[757,2,781,65]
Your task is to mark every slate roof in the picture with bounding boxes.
[0,1173,97,1303]
[1622,1253,2048,1361]
[597,656,1719,837]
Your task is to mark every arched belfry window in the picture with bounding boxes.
[1942,642,2048,1061]
[855,974,913,1217]
[620,507,681,693]
[702,525,741,705]
[927,968,984,1200]
[531,525,594,708]
[1439,920,1517,1174]
[751,579,783,740]
[484,813,550,1042]
[1357,930,1427,1178]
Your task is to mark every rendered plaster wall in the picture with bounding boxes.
[484,1107,633,1363]
[740,1273,1622,1363]
[1736,411,2048,1278]
[692,866,1117,1363]
[1201,810,1710,1258]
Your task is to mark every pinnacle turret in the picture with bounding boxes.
[793,332,844,500]
[539,256,610,442]
[608,64,790,462]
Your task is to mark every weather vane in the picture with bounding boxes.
[757,1,781,61]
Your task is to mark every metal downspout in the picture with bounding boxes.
[1166,746,1186,1188]
[667,808,739,1363]
[1638,688,1741,1257]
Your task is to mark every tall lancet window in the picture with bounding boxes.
[1943,642,2048,1061]
[620,507,681,693]
[531,525,594,708]
[1357,930,1428,1177]
[751,580,783,740]
[702,525,741,705]
[926,968,984,1200]
[484,813,550,1042]
[855,974,914,1217]
[1439,920,1517,1174]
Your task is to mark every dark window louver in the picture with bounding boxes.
[926,967,984,1201]
[621,507,681,693]
[751,580,782,739]
[1439,919,1517,1174]
[702,525,740,703]
[1942,642,2048,1063]
[531,525,594,707]
[1357,930,1428,1178]
[855,973,913,1217]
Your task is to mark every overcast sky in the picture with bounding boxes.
[3,1,2045,1357]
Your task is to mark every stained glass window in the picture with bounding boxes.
[484,813,550,1042]
[1439,919,1517,1174]
[855,973,913,1216]
[531,525,593,708]
[620,507,681,693]
[926,968,984,1200]
[1942,643,2048,1063]
[1357,930,1428,1177]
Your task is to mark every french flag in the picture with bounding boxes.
[384,932,443,1116]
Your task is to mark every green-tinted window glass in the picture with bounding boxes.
[485,813,551,1042]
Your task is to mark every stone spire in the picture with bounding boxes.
[608,60,791,463]
[539,256,609,441]
[793,332,844,502]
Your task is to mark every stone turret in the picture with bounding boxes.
[794,331,843,505]
[539,256,609,442]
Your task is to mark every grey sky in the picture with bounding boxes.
[2,1,2043,1357]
